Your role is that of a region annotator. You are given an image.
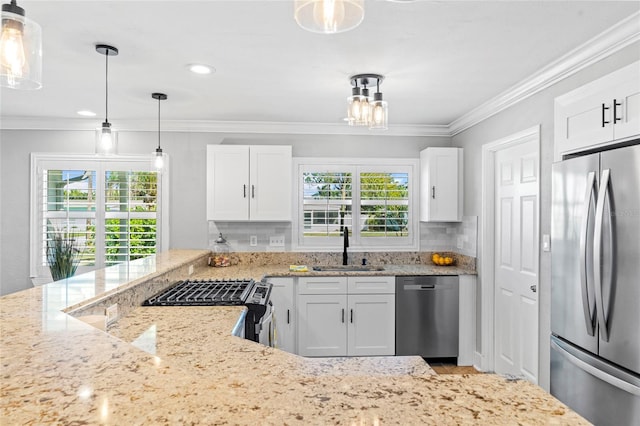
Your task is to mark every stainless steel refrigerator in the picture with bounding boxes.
[551,142,640,425]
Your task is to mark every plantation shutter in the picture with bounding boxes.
[359,171,409,238]
[104,170,158,265]
[39,169,98,278]
[302,171,353,238]
[31,155,162,282]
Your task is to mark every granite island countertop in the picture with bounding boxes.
[0,250,587,425]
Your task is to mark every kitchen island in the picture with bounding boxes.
[0,250,587,425]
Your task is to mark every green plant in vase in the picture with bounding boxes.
[47,229,81,281]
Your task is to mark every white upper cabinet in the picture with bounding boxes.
[420,147,463,222]
[554,61,640,161]
[206,145,292,221]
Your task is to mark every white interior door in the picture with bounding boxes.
[494,139,539,383]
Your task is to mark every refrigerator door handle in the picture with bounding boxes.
[594,169,611,342]
[551,337,640,397]
[579,171,597,336]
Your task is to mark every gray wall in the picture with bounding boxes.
[452,42,640,390]
[0,130,449,295]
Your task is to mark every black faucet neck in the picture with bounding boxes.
[343,226,349,265]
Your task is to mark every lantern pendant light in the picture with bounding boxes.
[152,92,167,169]
[95,44,118,154]
[0,0,42,89]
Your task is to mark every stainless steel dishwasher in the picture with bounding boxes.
[395,276,459,358]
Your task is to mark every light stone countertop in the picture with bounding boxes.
[0,250,588,425]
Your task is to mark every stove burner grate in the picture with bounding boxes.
[143,279,254,306]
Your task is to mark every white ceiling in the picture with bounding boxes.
[1,1,639,134]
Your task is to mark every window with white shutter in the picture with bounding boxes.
[294,159,418,251]
[30,154,168,281]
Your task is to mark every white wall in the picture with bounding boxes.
[452,42,640,390]
[0,130,449,296]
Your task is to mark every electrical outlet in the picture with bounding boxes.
[269,235,285,247]
[188,264,194,275]
[105,304,118,325]
[457,236,464,249]
[250,235,258,246]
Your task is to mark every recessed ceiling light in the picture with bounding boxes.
[187,64,215,75]
[77,110,96,117]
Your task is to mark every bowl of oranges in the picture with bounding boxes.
[431,253,455,266]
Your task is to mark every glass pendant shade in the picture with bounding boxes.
[350,87,371,126]
[95,123,118,155]
[369,92,388,130]
[347,86,364,126]
[0,0,42,89]
[154,148,164,169]
[294,0,364,34]
[358,89,371,126]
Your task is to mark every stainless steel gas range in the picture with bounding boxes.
[143,278,273,345]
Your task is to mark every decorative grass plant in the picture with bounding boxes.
[47,230,81,281]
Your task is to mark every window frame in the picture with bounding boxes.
[29,153,170,280]
[293,157,419,252]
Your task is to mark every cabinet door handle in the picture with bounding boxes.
[252,184,255,199]
[602,103,610,127]
[432,186,436,199]
[350,309,353,323]
[287,309,290,324]
[243,184,247,198]
[613,99,622,123]
[341,308,345,323]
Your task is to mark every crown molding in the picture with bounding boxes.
[2,13,638,139]
[449,11,640,136]
[0,118,450,137]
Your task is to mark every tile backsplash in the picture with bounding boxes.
[209,221,292,252]
[419,216,477,257]
[209,216,477,257]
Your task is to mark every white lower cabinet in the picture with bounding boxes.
[347,294,395,356]
[297,294,347,357]
[266,277,296,354]
[297,276,395,357]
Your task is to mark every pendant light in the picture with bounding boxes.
[294,0,364,34]
[95,44,118,154]
[152,92,167,169]
[0,0,42,89]
[348,74,386,129]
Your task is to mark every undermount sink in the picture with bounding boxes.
[312,265,385,272]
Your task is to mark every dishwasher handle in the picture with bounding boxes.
[403,284,436,290]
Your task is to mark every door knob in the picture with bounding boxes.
[530,285,537,293]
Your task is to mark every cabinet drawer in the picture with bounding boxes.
[298,277,348,295]
[347,276,395,294]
